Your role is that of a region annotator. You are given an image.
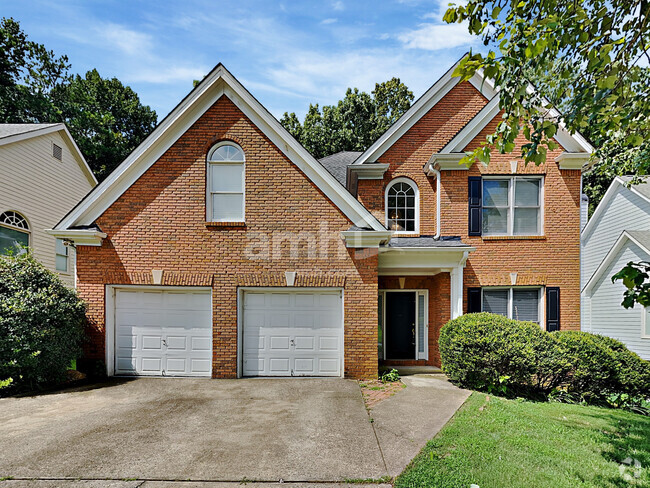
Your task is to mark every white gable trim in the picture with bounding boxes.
[581,177,650,240]
[0,124,97,186]
[352,59,495,166]
[583,230,650,295]
[54,65,384,232]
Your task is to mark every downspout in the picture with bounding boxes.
[433,168,441,239]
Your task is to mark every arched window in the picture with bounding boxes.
[0,211,30,255]
[385,178,419,234]
[207,142,245,222]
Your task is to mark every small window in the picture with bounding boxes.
[56,238,68,272]
[481,287,542,323]
[644,307,650,339]
[386,178,419,234]
[0,211,29,255]
[483,177,542,236]
[207,143,245,222]
[52,143,63,161]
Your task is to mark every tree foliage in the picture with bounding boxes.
[281,78,414,159]
[52,70,158,180]
[0,17,157,180]
[443,0,650,174]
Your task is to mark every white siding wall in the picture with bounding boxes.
[588,241,650,360]
[0,132,94,287]
[581,188,650,287]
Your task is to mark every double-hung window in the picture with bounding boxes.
[207,143,245,222]
[482,287,542,323]
[482,177,542,236]
[55,238,68,272]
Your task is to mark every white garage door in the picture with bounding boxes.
[242,290,343,377]
[114,288,212,377]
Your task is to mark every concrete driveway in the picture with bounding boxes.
[0,376,470,487]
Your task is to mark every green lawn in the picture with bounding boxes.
[395,392,650,488]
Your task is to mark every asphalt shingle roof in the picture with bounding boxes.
[0,123,60,140]
[318,151,361,187]
[626,230,650,252]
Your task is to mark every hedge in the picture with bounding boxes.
[439,313,650,401]
[0,252,86,391]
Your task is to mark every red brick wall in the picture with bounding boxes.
[76,95,379,379]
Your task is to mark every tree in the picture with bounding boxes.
[281,78,414,159]
[52,69,158,180]
[443,0,650,172]
[0,17,69,123]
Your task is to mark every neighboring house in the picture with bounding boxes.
[50,59,592,379]
[0,124,97,287]
[581,176,650,360]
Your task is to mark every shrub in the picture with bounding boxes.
[439,312,559,394]
[0,252,86,391]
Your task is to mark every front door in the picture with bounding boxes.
[385,292,416,359]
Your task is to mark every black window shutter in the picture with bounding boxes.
[467,287,482,314]
[468,176,482,236]
[546,287,560,331]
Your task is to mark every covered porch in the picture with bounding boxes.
[377,237,474,368]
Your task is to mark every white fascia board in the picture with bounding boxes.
[378,246,475,273]
[425,153,468,174]
[583,231,650,295]
[555,152,591,170]
[440,96,501,154]
[55,65,385,232]
[341,230,394,248]
[0,124,62,146]
[352,58,467,166]
[581,178,624,240]
[348,163,389,179]
[46,228,107,246]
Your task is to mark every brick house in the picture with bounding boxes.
[50,59,592,379]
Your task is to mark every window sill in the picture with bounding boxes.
[482,235,546,241]
[205,221,246,228]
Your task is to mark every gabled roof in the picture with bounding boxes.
[354,55,593,168]
[0,123,97,186]
[54,65,385,232]
[583,230,650,295]
[581,176,650,240]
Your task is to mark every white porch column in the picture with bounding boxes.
[450,266,464,319]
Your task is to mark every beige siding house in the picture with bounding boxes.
[0,124,97,287]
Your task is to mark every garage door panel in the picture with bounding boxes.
[114,289,212,377]
[242,290,342,377]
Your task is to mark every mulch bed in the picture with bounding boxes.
[359,379,406,409]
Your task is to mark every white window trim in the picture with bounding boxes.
[55,238,69,273]
[482,176,544,237]
[481,286,544,325]
[643,307,650,339]
[206,141,246,223]
[378,289,429,360]
[385,177,420,236]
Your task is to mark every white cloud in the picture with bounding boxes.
[398,22,475,50]
[321,18,338,25]
[332,1,345,11]
[126,65,209,84]
[100,23,154,56]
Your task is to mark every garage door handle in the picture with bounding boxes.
[162,339,167,347]
[290,339,295,347]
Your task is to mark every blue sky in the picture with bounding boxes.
[2,0,482,121]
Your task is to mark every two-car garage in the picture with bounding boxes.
[109,287,344,378]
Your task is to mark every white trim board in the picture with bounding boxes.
[582,230,650,295]
[54,65,385,233]
[0,123,97,186]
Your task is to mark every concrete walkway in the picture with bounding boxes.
[0,375,469,487]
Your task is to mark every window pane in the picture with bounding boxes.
[515,179,540,206]
[210,163,243,192]
[645,308,650,337]
[378,294,383,357]
[418,294,425,354]
[0,226,28,255]
[209,144,244,162]
[56,238,68,256]
[56,254,68,272]
[211,193,244,221]
[483,180,509,206]
[513,289,540,323]
[482,289,509,317]
[483,207,509,235]
[514,208,540,235]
